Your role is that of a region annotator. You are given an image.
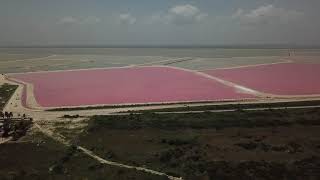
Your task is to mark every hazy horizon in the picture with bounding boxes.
[1,0,320,46]
[1,44,320,49]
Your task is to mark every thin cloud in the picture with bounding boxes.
[233,4,304,26]
[118,13,137,25]
[149,4,208,25]
[58,16,78,24]
[83,16,101,24]
[58,16,101,25]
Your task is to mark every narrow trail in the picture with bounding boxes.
[34,123,70,145]
[34,123,183,180]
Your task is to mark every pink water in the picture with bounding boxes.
[204,63,320,96]
[11,67,253,107]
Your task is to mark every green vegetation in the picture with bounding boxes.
[46,100,236,111]
[61,114,82,119]
[89,108,320,130]
[0,83,18,110]
[0,132,169,180]
[77,108,320,179]
[3,102,320,179]
[48,99,320,114]
[131,100,320,113]
[1,118,33,140]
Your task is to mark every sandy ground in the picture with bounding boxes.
[8,78,41,109]
[0,74,5,84]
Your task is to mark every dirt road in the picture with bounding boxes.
[34,123,182,180]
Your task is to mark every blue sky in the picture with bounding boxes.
[0,0,319,46]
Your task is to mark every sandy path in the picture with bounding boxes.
[0,74,4,82]
[34,123,182,180]
[9,78,41,109]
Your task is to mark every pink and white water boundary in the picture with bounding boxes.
[203,62,320,97]
[8,66,255,109]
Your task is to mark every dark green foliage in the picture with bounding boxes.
[0,133,170,180]
[206,157,320,180]
[62,114,81,118]
[135,100,320,113]
[78,108,320,180]
[88,108,320,130]
[47,101,224,112]
[161,137,197,146]
[1,117,33,140]
[0,83,18,110]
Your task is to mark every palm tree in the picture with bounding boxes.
[2,118,10,137]
[4,111,8,119]
[9,112,13,118]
